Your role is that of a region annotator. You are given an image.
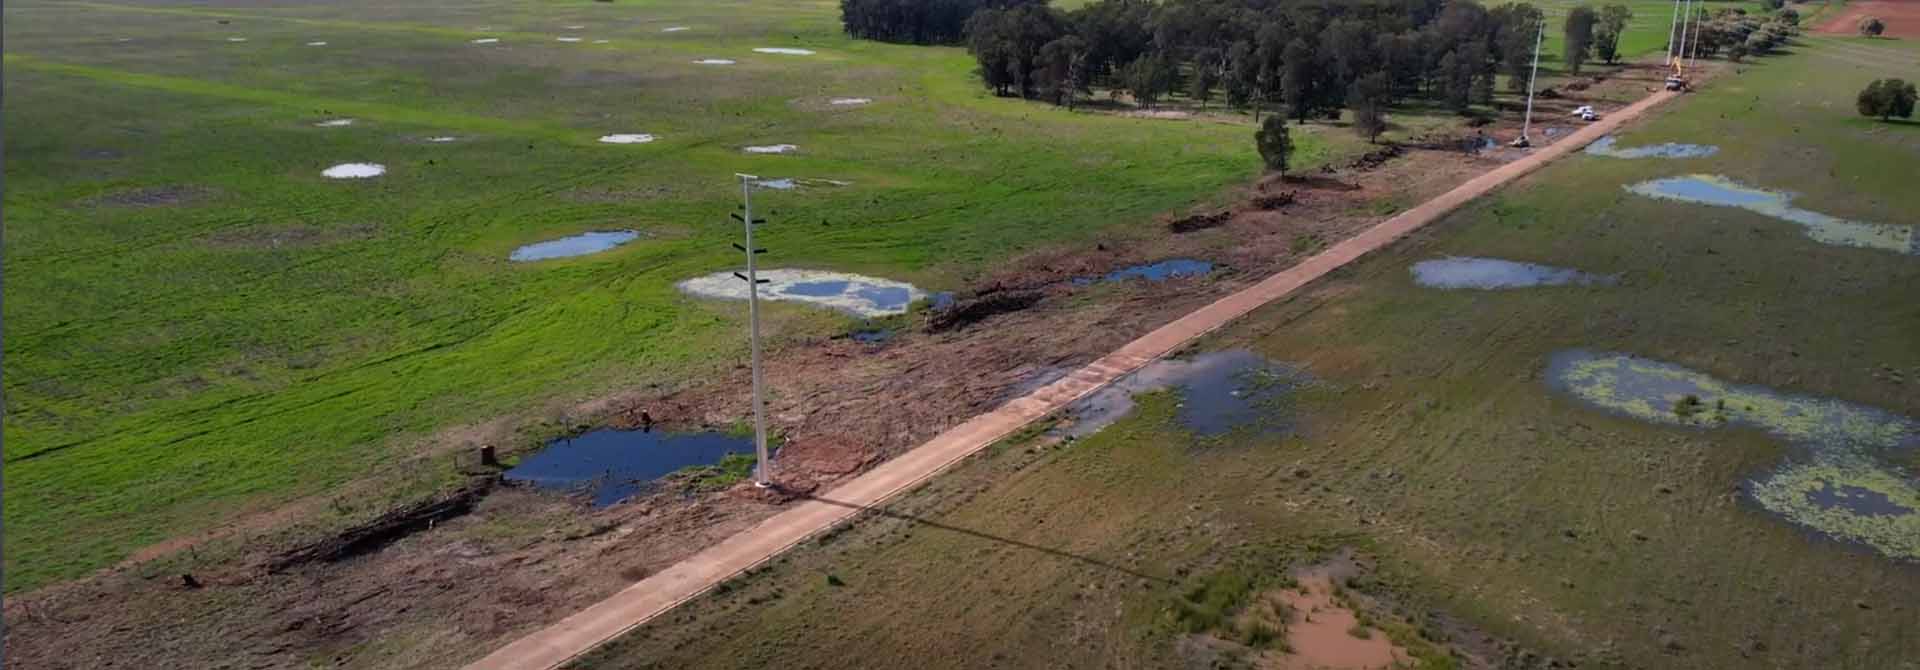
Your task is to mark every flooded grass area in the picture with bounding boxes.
[677,268,925,317]
[508,230,640,262]
[1625,175,1917,255]
[1583,135,1719,159]
[1410,257,1617,289]
[1059,349,1310,439]
[503,429,754,507]
[1549,349,1920,559]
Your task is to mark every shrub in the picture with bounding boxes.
[1859,16,1886,36]
[1255,115,1293,173]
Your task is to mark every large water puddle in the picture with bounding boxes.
[678,268,925,317]
[1549,349,1920,559]
[1411,257,1616,289]
[1625,175,1917,255]
[505,429,753,507]
[1584,136,1719,159]
[1059,349,1310,439]
[1074,259,1214,286]
[509,230,640,262]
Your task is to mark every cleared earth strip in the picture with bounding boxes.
[465,88,1682,670]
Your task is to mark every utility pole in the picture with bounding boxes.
[1687,2,1705,70]
[1666,0,1683,64]
[1676,0,1695,70]
[731,174,773,488]
[1514,19,1544,147]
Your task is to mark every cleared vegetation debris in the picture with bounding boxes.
[267,481,493,572]
[1168,210,1232,233]
[925,290,1043,332]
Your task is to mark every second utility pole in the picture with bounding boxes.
[733,174,773,488]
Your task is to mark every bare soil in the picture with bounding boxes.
[1,63,1672,670]
[1817,0,1920,36]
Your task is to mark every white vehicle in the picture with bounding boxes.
[1570,105,1595,116]
[1580,110,1599,122]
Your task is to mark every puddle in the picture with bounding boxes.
[1584,135,1719,159]
[471,38,500,44]
[226,37,248,42]
[598,133,656,144]
[1549,350,1917,450]
[850,329,892,344]
[426,136,459,143]
[509,230,640,262]
[677,269,925,317]
[1626,175,1916,255]
[1549,349,1920,559]
[1078,259,1213,285]
[1059,349,1309,438]
[504,429,754,507]
[751,177,848,190]
[743,144,798,154]
[593,39,610,44]
[314,118,355,127]
[753,47,815,55]
[565,25,585,30]
[1750,454,1920,560]
[693,58,736,65]
[1410,256,1616,289]
[929,292,957,310]
[306,41,327,46]
[662,26,689,32]
[321,163,385,179]
[556,37,582,43]
[829,97,873,105]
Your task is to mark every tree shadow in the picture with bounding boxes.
[805,494,1179,585]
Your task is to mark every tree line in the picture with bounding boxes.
[841,0,1049,45]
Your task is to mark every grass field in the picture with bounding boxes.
[1,0,1338,591]
[580,36,1920,670]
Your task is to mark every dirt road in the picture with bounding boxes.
[465,88,1680,670]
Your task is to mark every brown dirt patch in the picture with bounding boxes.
[1273,573,1409,669]
[79,185,217,208]
[1817,0,1920,36]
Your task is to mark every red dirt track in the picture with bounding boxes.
[1816,0,1920,35]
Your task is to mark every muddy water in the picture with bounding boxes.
[1548,349,1920,559]
[677,269,925,317]
[1059,349,1309,438]
[504,429,753,507]
[1411,257,1616,289]
[1626,175,1917,255]
[509,230,640,262]
[1584,135,1719,159]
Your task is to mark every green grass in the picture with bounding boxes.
[575,38,1920,670]
[0,0,1387,591]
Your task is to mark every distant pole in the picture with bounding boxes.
[1666,0,1683,64]
[1675,0,1695,71]
[1520,20,1544,143]
[732,174,773,488]
[1687,3,1705,70]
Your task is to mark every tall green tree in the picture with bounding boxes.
[1563,6,1598,75]
[1348,71,1391,143]
[1281,37,1316,123]
[1594,5,1632,64]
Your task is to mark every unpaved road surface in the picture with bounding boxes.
[466,88,1681,670]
